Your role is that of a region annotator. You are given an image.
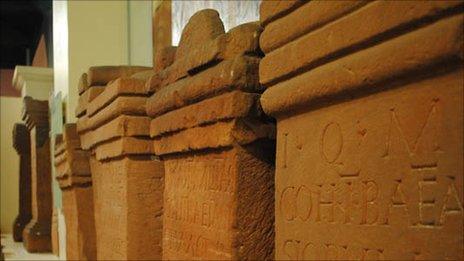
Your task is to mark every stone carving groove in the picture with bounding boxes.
[54,123,96,260]
[146,9,275,260]
[75,66,164,260]
[259,1,463,260]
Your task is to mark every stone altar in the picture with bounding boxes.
[146,9,275,260]
[76,66,164,260]
[259,1,464,260]
[21,96,52,253]
[12,123,32,242]
[54,124,96,260]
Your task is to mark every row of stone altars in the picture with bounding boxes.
[11,1,463,260]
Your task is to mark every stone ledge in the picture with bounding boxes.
[94,137,155,161]
[259,1,463,86]
[77,96,147,133]
[21,97,49,130]
[153,118,275,155]
[80,115,150,150]
[259,0,305,26]
[145,14,262,94]
[146,55,261,117]
[260,14,464,116]
[86,78,147,117]
[75,86,105,117]
[87,66,151,86]
[150,91,260,137]
[260,1,368,53]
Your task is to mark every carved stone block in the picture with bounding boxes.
[146,10,275,260]
[54,124,96,260]
[12,123,32,242]
[259,2,463,260]
[76,76,164,260]
[21,96,52,253]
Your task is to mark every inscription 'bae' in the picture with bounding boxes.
[280,99,463,227]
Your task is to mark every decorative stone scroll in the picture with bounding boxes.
[259,1,464,260]
[146,9,275,260]
[54,123,96,260]
[12,123,32,242]
[21,96,52,253]
[76,66,164,260]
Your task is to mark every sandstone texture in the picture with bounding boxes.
[259,1,464,260]
[145,12,262,95]
[86,65,151,86]
[54,124,96,261]
[75,68,164,260]
[146,10,275,260]
[21,97,52,253]
[152,0,172,68]
[51,209,59,256]
[76,66,150,117]
[154,46,177,73]
[12,123,32,242]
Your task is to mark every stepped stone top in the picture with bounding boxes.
[146,9,274,156]
[145,9,262,95]
[22,96,49,130]
[76,67,155,160]
[54,124,91,189]
[259,2,464,117]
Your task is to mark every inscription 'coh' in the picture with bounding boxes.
[280,100,463,227]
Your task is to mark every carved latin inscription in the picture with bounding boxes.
[163,153,236,260]
[276,71,463,260]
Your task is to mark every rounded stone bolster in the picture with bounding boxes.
[260,14,463,117]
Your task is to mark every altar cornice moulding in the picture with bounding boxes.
[13,66,54,92]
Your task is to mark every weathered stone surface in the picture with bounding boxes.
[259,0,305,26]
[153,119,274,155]
[148,11,275,260]
[130,69,155,81]
[152,0,172,67]
[12,123,32,242]
[54,124,91,183]
[89,155,164,260]
[162,144,274,260]
[94,137,154,161]
[78,73,89,95]
[54,126,97,261]
[21,97,52,253]
[75,68,164,260]
[274,70,463,260]
[86,78,146,117]
[259,2,463,259]
[87,66,151,86]
[79,115,150,150]
[150,91,260,137]
[154,46,177,73]
[260,1,368,53]
[175,9,225,61]
[61,186,96,260]
[75,86,105,117]
[220,22,263,59]
[150,19,262,91]
[146,56,261,117]
[51,209,59,256]
[260,1,463,86]
[79,96,147,133]
[261,14,464,116]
